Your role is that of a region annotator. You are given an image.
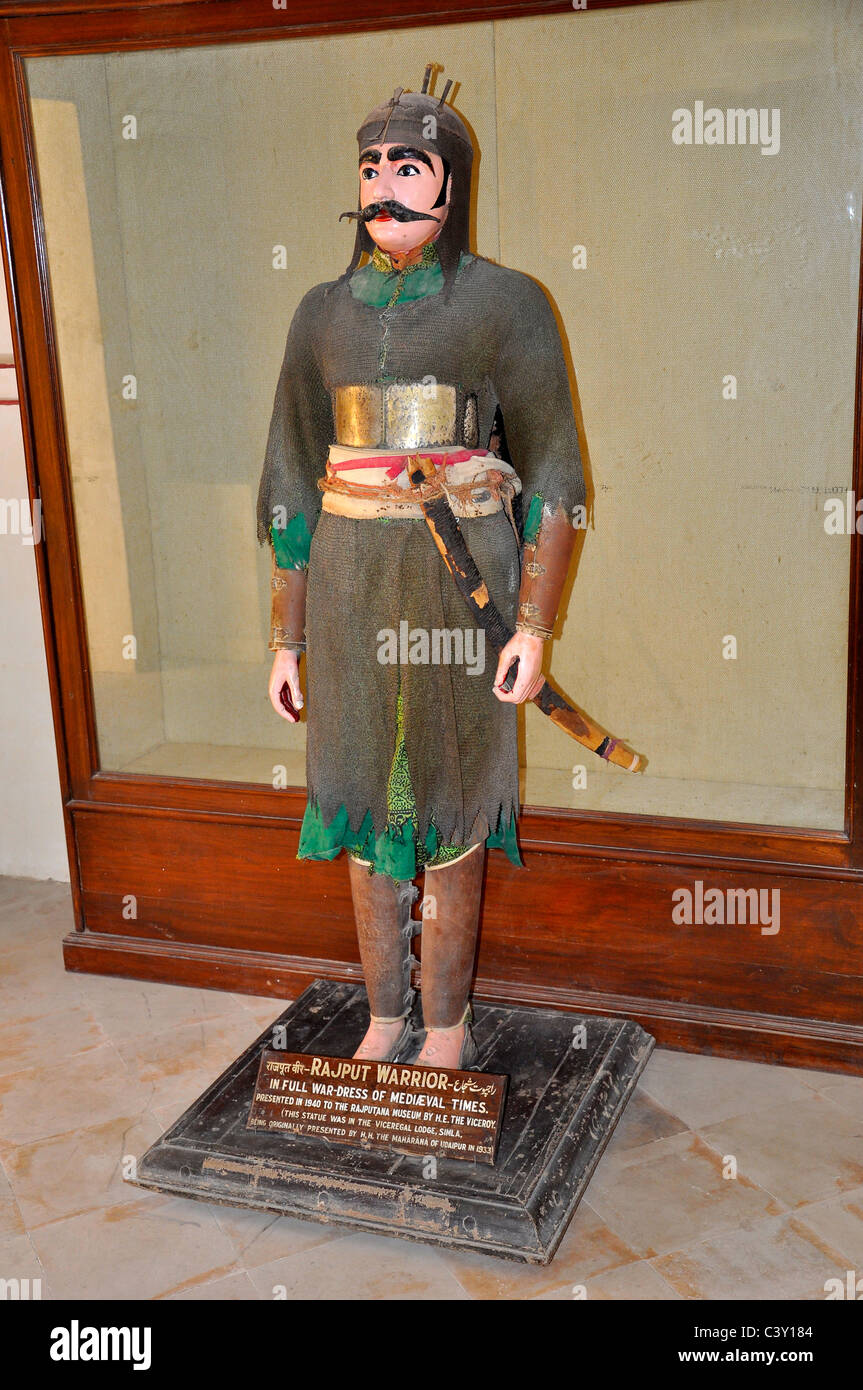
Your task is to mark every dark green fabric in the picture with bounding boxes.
[523,492,545,545]
[270,512,312,569]
[349,244,473,308]
[484,806,522,865]
[298,799,522,879]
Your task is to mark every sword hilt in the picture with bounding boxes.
[409,456,437,486]
[500,656,520,693]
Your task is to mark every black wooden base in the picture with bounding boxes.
[131,981,654,1264]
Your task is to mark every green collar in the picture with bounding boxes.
[349,242,471,308]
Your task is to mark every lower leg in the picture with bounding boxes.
[417,842,484,1067]
[348,854,418,1061]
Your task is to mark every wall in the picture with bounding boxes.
[0,270,68,880]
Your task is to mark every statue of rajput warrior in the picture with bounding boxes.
[257,69,586,1071]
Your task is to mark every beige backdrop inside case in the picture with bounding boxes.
[26,0,863,829]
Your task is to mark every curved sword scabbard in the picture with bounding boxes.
[408,457,644,772]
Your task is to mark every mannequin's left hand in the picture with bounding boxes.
[493,631,546,704]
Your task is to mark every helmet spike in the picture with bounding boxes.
[376,87,404,143]
[438,78,453,107]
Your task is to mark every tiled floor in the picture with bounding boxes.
[1,874,862,1300]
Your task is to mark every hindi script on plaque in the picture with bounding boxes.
[246,1051,507,1164]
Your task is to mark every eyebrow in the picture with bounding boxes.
[358,145,435,171]
[387,145,435,171]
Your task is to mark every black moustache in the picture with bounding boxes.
[339,199,442,225]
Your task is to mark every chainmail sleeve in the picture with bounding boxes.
[256,283,335,547]
[489,272,586,525]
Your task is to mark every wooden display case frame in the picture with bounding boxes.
[2,0,862,1071]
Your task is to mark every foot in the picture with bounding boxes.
[416,1024,465,1069]
[353,1019,406,1061]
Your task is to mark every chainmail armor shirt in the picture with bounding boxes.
[257,249,586,874]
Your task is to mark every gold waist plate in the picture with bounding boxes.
[333,383,476,449]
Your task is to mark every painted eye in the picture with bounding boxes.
[360,167,377,180]
[396,165,421,176]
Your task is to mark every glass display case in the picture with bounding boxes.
[3,0,862,1070]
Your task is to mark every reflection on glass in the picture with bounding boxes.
[25,0,863,829]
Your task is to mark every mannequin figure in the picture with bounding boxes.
[258,70,584,1068]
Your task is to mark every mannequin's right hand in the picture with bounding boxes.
[268,649,304,722]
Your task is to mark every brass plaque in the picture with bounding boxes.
[247,1050,507,1164]
[384,382,457,448]
[333,382,461,448]
[333,384,383,447]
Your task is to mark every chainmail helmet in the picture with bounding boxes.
[343,67,474,298]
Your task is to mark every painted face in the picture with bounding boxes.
[358,141,450,255]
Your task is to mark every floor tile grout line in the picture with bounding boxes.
[637,1257,686,1301]
[638,1072,861,1134]
[784,1210,863,1275]
[581,1130,796,1263]
[643,1205,860,1299]
[687,1126,794,1215]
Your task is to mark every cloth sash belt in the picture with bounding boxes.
[318,444,522,523]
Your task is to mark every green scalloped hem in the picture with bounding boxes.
[297,799,522,880]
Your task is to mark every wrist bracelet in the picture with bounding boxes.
[515,621,553,641]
